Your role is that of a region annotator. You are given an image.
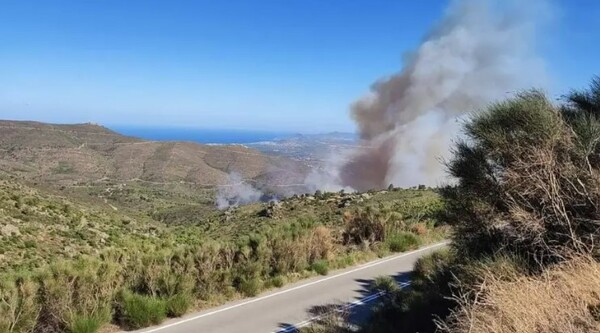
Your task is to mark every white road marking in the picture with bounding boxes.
[140,242,448,333]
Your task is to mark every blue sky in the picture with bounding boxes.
[1,0,599,132]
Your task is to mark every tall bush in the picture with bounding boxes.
[36,258,121,333]
[443,90,600,262]
[0,274,40,333]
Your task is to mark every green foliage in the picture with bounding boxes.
[52,161,75,174]
[119,291,167,329]
[270,275,285,288]
[0,172,442,332]
[361,249,456,333]
[36,258,121,332]
[0,274,40,333]
[386,232,421,252]
[342,207,387,246]
[311,259,330,275]
[564,75,600,117]
[238,278,262,297]
[371,276,399,294]
[66,308,111,333]
[443,89,600,261]
[166,293,193,317]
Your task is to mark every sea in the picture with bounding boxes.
[109,126,293,144]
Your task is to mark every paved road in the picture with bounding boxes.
[133,242,447,333]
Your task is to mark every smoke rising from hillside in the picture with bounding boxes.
[215,173,263,209]
[332,0,550,191]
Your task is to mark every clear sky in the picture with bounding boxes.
[1,0,599,132]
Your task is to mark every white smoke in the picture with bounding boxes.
[215,173,263,209]
[318,0,552,191]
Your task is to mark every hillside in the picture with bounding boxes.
[0,120,451,333]
[0,177,158,270]
[0,166,446,332]
[0,120,307,187]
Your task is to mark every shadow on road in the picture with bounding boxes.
[275,271,412,332]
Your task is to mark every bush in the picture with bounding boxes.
[131,249,196,300]
[410,223,428,236]
[270,275,285,288]
[238,278,262,297]
[386,232,420,252]
[413,248,453,278]
[166,293,193,317]
[311,259,329,275]
[119,291,167,329]
[443,90,600,262]
[342,208,387,246]
[67,309,111,333]
[371,276,399,294]
[335,254,356,268]
[0,275,40,333]
[361,251,456,333]
[299,304,350,333]
[37,258,121,333]
[362,78,600,333]
[308,226,334,262]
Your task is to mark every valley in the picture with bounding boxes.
[0,120,446,333]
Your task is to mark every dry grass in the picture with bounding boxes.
[441,257,600,333]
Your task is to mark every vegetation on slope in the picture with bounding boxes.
[0,168,445,333]
[0,120,307,188]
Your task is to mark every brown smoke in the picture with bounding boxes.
[336,0,551,191]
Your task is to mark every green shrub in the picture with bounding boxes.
[342,207,387,246]
[37,258,122,332]
[166,293,193,317]
[386,232,420,252]
[362,250,456,333]
[311,259,329,275]
[119,291,167,329]
[238,278,262,297]
[459,253,529,287]
[270,275,285,288]
[67,308,111,333]
[371,276,399,294]
[335,254,356,268]
[413,248,453,278]
[23,240,36,249]
[443,89,600,261]
[0,275,40,333]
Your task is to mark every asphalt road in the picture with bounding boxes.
[133,242,447,333]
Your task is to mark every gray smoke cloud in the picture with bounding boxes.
[215,172,263,209]
[327,0,551,191]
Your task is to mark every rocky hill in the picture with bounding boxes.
[0,120,307,187]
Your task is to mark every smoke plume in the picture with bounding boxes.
[334,0,550,191]
[215,172,263,209]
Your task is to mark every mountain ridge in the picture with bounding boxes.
[0,119,308,187]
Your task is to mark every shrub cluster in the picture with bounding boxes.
[0,214,434,333]
[342,203,437,252]
[443,87,600,262]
